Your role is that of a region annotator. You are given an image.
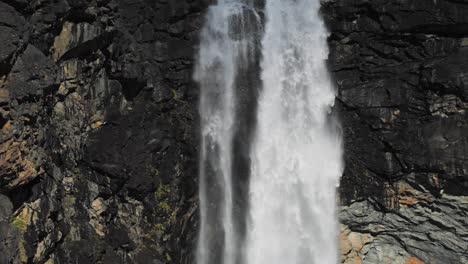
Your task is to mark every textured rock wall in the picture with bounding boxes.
[0,0,209,263]
[323,0,468,263]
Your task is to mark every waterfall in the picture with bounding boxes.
[196,0,342,263]
[246,0,343,263]
[195,1,260,264]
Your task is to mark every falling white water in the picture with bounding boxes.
[246,0,343,263]
[195,1,259,264]
[196,0,342,263]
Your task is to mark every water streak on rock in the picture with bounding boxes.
[195,1,259,264]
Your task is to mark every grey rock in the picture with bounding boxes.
[6,44,58,99]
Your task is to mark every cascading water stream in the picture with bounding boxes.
[195,1,260,264]
[196,0,342,263]
[246,0,343,263]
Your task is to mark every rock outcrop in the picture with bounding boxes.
[323,0,468,263]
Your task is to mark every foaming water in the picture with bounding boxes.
[246,0,343,263]
[195,1,259,264]
[196,0,342,263]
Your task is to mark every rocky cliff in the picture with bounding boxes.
[324,0,468,263]
[0,0,466,264]
[0,0,208,263]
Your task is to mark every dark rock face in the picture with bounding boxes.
[323,0,468,263]
[0,0,208,263]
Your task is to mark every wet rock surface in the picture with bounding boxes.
[323,0,468,263]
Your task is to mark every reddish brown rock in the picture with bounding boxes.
[405,256,425,264]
